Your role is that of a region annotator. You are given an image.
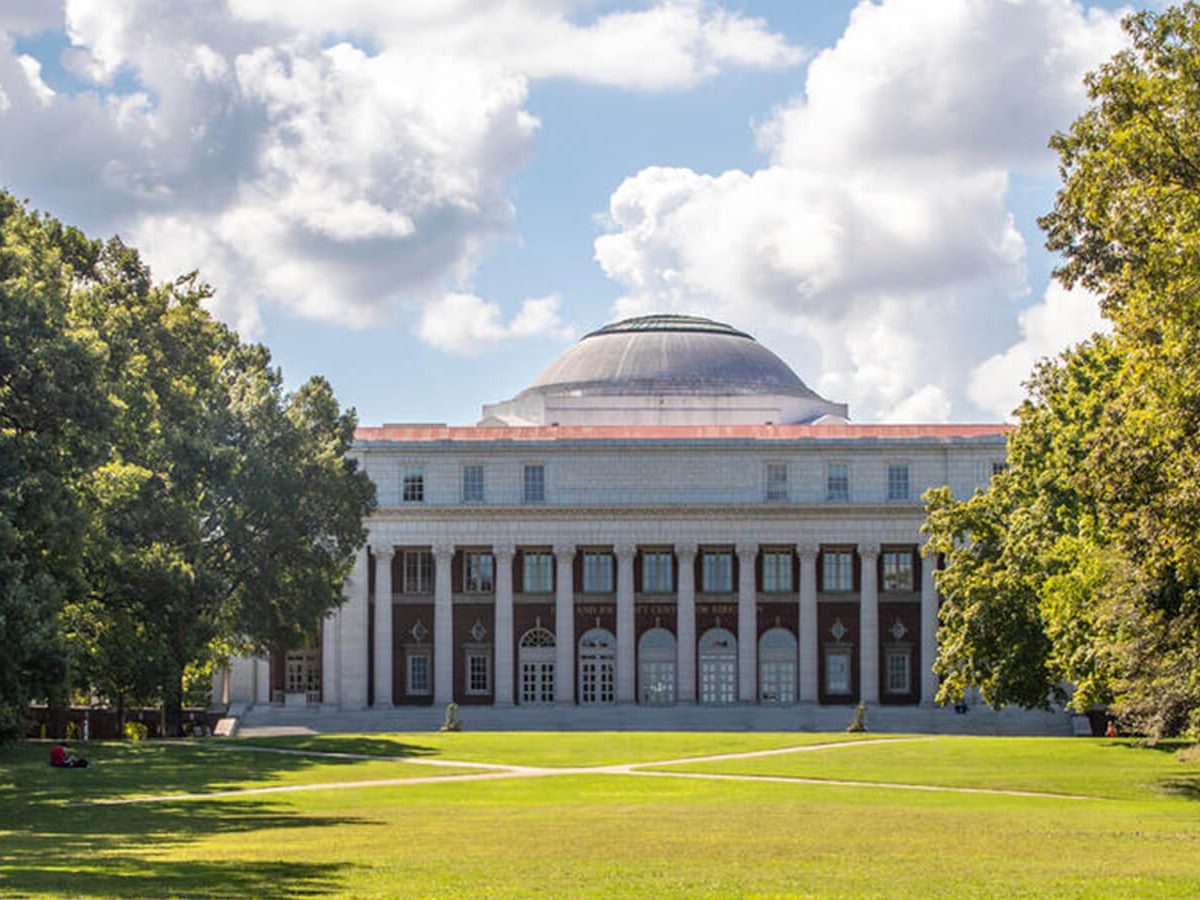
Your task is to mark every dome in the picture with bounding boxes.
[480,314,848,426]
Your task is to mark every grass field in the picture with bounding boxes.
[1,732,1198,897]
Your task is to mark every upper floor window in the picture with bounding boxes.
[882,550,913,592]
[464,551,494,593]
[462,465,484,503]
[887,463,910,501]
[826,462,849,502]
[642,551,673,593]
[765,463,788,502]
[401,549,433,594]
[991,460,1008,478]
[762,550,794,592]
[523,464,545,503]
[582,552,614,593]
[523,551,553,593]
[822,550,853,592]
[402,467,424,503]
[701,550,733,593]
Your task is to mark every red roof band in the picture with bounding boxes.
[355,423,1011,442]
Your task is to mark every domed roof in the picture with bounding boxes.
[529,314,814,397]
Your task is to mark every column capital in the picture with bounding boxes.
[675,542,698,563]
[492,542,515,563]
[858,541,881,560]
[797,541,820,560]
[432,542,455,563]
[614,543,637,562]
[373,545,395,562]
[735,542,758,561]
[553,543,575,563]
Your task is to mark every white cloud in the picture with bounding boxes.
[0,0,801,341]
[968,282,1109,419]
[595,0,1126,422]
[418,292,573,354]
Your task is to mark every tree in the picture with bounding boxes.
[928,6,1200,738]
[0,194,110,738]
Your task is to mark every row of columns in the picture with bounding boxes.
[335,541,940,709]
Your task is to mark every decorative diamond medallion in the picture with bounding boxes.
[470,619,487,642]
[830,618,847,641]
[410,620,429,642]
[889,619,908,641]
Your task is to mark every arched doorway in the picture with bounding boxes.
[758,627,797,704]
[518,627,555,705]
[698,628,737,705]
[578,628,616,705]
[638,628,676,705]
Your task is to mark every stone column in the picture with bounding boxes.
[615,543,637,703]
[372,547,394,708]
[493,544,515,706]
[254,656,271,706]
[736,543,758,702]
[920,547,939,707]
[859,542,880,705]
[798,542,819,703]
[339,544,370,709]
[675,543,697,703]
[554,543,576,704]
[433,543,455,705]
[321,607,340,707]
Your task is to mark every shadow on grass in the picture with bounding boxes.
[0,742,387,897]
[239,735,440,759]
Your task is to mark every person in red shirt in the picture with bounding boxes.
[49,743,88,767]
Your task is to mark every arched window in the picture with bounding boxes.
[758,627,797,704]
[518,627,555,704]
[698,628,737,705]
[638,628,676,705]
[578,628,616,705]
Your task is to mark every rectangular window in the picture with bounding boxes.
[522,552,553,593]
[465,551,494,593]
[886,651,910,694]
[826,462,849,501]
[462,465,484,503]
[582,552,614,593]
[765,463,788,502]
[522,464,545,503]
[826,650,851,695]
[701,551,733,593]
[887,463,910,501]
[882,551,914,592]
[466,652,490,695]
[642,551,673,593]
[402,467,424,503]
[407,653,431,695]
[822,550,853,592]
[762,550,794,592]
[402,550,433,594]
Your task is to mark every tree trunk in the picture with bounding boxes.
[116,693,126,734]
[162,668,184,738]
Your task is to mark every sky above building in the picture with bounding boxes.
[0,0,1153,426]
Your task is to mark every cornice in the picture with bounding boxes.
[369,502,926,522]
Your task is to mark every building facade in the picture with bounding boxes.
[220,315,1009,716]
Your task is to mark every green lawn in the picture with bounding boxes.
[1,733,1198,897]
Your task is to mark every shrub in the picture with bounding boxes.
[124,721,148,741]
[847,702,868,733]
[439,702,463,732]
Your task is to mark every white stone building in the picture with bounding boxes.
[221,315,1014,721]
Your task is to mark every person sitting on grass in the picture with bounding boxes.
[49,742,89,768]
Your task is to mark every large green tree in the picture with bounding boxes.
[927,5,1200,738]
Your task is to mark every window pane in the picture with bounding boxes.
[462,465,484,502]
[826,463,849,501]
[763,552,793,592]
[887,464,909,501]
[826,651,851,694]
[765,463,788,501]
[523,553,552,593]
[523,464,545,503]
[583,553,613,592]
[403,550,433,593]
[466,552,494,592]
[402,467,424,502]
[882,551,913,591]
[643,552,673,593]
[822,551,852,591]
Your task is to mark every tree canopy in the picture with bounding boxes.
[0,194,375,738]
[926,5,1200,738]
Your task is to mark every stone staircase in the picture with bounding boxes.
[236,702,1073,737]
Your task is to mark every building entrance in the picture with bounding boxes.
[638,627,676,704]
[579,628,616,704]
[518,627,555,704]
[698,628,737,705]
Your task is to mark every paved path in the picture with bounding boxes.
[81,736,1102,806]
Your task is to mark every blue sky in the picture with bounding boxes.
[0,1,1144,426]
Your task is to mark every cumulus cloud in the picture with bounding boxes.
[968,282,1109,419]
[0,0,800,343]
[595,0,1126,421]
[418,293,573,355]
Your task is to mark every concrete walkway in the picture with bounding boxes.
[82,736,1102,806]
